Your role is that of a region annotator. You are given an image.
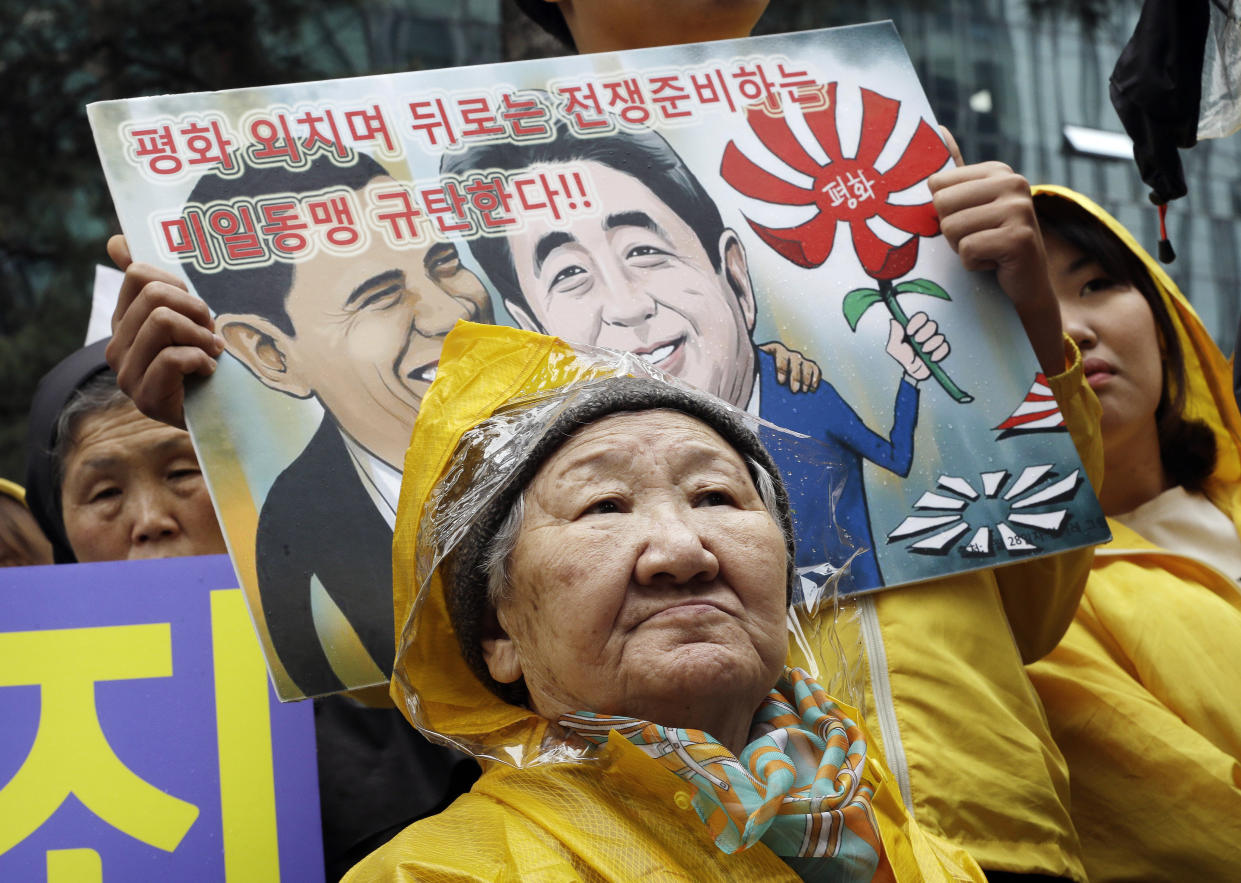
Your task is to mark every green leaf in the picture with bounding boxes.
[894,278,952,301]
[842,288,883,331]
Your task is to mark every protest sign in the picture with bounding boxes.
[88,22,1109,698]
[0,555,323,880]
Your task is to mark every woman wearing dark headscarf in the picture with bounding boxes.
[25,338,226,563]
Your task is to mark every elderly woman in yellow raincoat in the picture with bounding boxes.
[345,321,983,881]
[1027,187,1241,880]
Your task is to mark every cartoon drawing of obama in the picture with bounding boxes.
[185,151,492,694]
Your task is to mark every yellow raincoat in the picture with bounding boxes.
[834,340,1102,880]
[1026,186,1241,880]
[345,322,983,881]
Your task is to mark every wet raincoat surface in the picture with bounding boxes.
[345,322,984,882]
[840,339,1102,880]
[1026,186,1241,880]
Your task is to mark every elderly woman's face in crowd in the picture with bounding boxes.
[482,410,789,728]
[60,401,227,563]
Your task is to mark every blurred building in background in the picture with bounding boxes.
[2,0,1237,477]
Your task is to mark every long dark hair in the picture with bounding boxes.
[1034,193,1217,491]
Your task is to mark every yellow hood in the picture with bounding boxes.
[0,478,26,505]
[387,320,844,766]
[1032,186,1241,501]
[391,321,785,762]
[379,320,983,882]
[390,322,594,762]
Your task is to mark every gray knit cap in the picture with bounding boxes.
[437,375,797,707]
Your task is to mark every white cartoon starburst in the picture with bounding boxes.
[886,464,1081,557]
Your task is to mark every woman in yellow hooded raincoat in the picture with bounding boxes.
[838,161,1105,883]
[1027,186,1241,879]
[345,321,984,882]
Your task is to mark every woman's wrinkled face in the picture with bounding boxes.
[60,401,227,563]
[1043,231,1164,452]
[482,410,788,727]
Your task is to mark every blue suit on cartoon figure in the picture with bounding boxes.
[757,349,919,594]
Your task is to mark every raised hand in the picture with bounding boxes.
[929,157,1065,376]
[105,235,225,428]
[758,340,822,394]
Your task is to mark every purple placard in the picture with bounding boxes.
[0,555,323,880]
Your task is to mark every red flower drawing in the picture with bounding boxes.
[720,82,950,279]
[721,83,971,402]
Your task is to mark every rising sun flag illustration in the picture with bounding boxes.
[886,465,1083,558]
[993,374,1068,439]
[720,82,972,402]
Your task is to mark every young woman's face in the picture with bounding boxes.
[1043,231,1165,453]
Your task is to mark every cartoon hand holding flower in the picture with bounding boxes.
[721,82,971,402]
[886,312,949,382]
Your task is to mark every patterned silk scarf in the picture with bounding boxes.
[559,667,890,882]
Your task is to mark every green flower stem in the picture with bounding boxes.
[880,278,973,403]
